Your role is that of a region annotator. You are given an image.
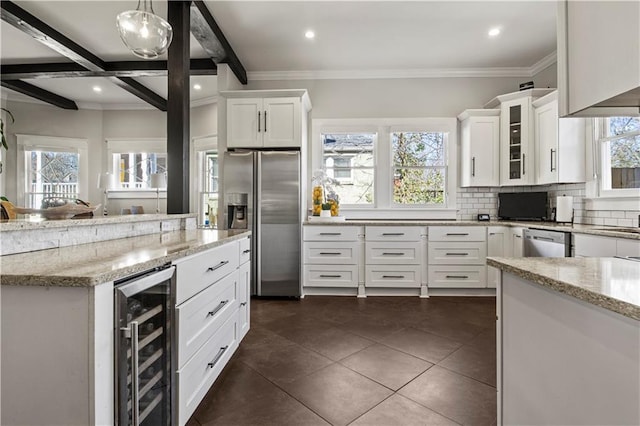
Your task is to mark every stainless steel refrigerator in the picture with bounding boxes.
[223,150,301,297]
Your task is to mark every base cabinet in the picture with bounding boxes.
[173,237,250,426]
[428,226,487,288]
[487,226,509,288]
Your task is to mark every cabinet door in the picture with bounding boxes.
[501,98,533,185]
[573,234,617,257]
[535,100,558,185]
[227,98,262,148]
[487,227,508,288]
[238,261,250,339]
[511,228,524,258]
[262,97,301,148]
[617,239,640,257]
[461,116,500,187]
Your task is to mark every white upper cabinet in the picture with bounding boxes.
[533,91,586,185]
[224,90,311,149]
[458,109,500,187]
[485,89,554,186]
[557,0,640,116]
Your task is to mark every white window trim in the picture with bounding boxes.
[106,138,166,198]
[312,118,457,219]
[16,134,88,206]
[190,134,218,222]
[584,118,640,210]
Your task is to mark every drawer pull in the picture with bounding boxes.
[207,300,229,317]
[240,302,247,306]
[382,252,404,256]
[446,233,469,236]
[445,252,469,256]
[242,249,251,254]
[207,345,229,369]
[207,260,229,272]
[320,274,342,278]
[446,275,469,279]
[319,252,341,255]
[382,275,405,279]
[319,232,341,236]
[382,232,404,236]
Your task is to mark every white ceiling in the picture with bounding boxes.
[0,0,557,109]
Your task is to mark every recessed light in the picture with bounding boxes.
[193,84,202,90]
[488,27,501,37]
[305,30,315,39]
[93,86,102,93]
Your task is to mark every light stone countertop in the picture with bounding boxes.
[487,256,640,321]
[303,219,640,240]
[0,229,250,287]
[0,213,197,231]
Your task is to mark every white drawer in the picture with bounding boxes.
[365,265,421,288]
[428,242,487,265]
[174,242,240,304]
[177,314,238,426]
[176,270,238,368]
[239,237,251,265]
[365,241,422,265]
[428,265,486,288]
[238,261,250,339]
[304,264,358,288]
[428,226,486,242]
[303,226,361,241]
[304,242,359,264]
[365,226,423,241]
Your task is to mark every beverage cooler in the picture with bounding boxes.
[114,265,176,426]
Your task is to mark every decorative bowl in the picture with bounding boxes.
[13,203,101,220]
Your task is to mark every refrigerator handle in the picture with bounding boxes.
[255,153,262,295]
[258,111,261,132]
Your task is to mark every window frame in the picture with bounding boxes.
[596,118,640,199]
[16,134,88,207]
[106,138,167,199]
[312,118,457,219]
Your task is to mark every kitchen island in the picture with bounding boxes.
[1,222,251,426]
[488,256,640,425]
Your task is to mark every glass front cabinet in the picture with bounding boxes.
[500,96,534,186]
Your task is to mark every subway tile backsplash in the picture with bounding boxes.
[456,183,639,228]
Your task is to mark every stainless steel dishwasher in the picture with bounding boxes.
[523,228,571,257]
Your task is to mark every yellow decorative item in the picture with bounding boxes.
[328,198,339,217]
[312,185,324,216]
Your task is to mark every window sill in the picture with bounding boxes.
[107,190,166,200]
[585,196,640,211]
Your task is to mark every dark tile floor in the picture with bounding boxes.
[188,296,497,426]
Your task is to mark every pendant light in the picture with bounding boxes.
[116,0,173,59]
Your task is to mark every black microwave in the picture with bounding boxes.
[498,192,548,220]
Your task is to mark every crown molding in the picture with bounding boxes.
[190,95,218,108]
[529,51,558,76]
[248,52,558,81]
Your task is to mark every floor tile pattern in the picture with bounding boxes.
[190,296,497,425]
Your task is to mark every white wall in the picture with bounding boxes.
[2,100,217,212]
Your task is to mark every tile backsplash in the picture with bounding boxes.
[456,183,639,228]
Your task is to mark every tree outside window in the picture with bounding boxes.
[322,133,375,204]
[27,150,79,208]
[392,131,446,205]
[605,117,640,190]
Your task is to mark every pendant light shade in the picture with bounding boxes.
[116,0,173,59]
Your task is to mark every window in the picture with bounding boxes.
[106,139,166,191]
[313,118,457,218]
[27,150,79,208]
[322,132,375,205]
[599,116,640,197]
[392,131,446,205]
[17,135,88,208]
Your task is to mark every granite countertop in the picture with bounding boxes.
[0,213,197,231]
[303,220,640,240]
[0,229,250,287]
[487,256,640,321]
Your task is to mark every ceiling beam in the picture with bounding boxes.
[190,1,247,84]
[1,80,78,110]
[0,1,166,109]
[1,59,217,79]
